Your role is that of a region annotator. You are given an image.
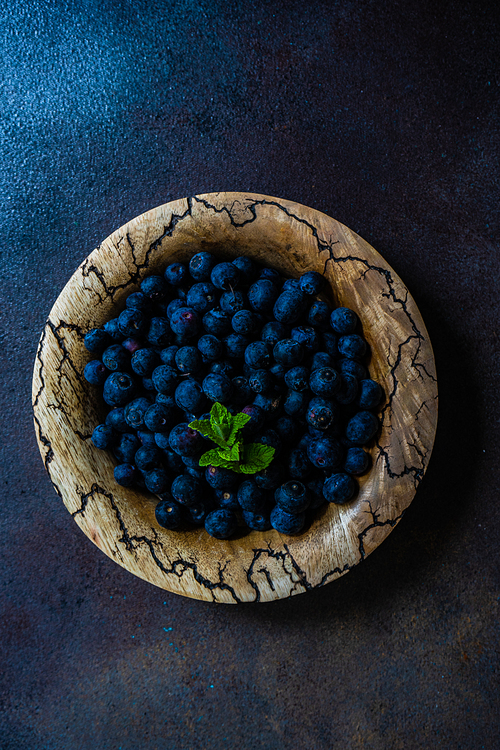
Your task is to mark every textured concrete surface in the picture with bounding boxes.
[1,0,499,748]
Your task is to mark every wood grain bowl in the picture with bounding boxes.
[32,192,438,603]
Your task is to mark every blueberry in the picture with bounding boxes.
[152,365,179,395]
[299,271,324,296]
[306,476,327,509]
[198,334,224,361]
[171,474,201,506]
[105,407,129,433]
[137,430,157,447]
[114,433,141,463]
[321,332,339,357]
[338,334,367,361]
[130,348,159,377]
[205,509,237,539]
[91,424,116,450]
[358,379,383,409]
[114,463,138,487]
[84,360,108,385]
[211,262,240,291]
[214,489,240,510]
[248,369,273,393]
[253,388,283,416]
[273,339,303,367]
[187,500,214,526]
[125,291,152,313]
[309,367,340,398]
[336,373,359,405]
[310,351,334,370]
[142,376,156,391]
[202,372,233,403]
[344,447,370,475]
[307,436,344,470]
[99,345,128,373]
[170,307,200,338]
[269,363,286,380]
[205,466,239,490]
[330,307,358,334]
[253,428,281,457]
[103,317,125,341]
[231,376,253,405]
[203,308,232,337]
[189,252,216,281]
[231,310,259,336]
[307,300,331,330]
[144,467,169,494]
[160,345,179,367]
[154,431,172,451]
[187,282,218,314]
[155,497,183,529]
[323,473,356,504]
[225,333,250,359]
[273,289,308,323]
[276,480,310,513]
[306,397,339,431]
[284,366,310,392]
[244,341,272,370]
[118,309,147,337]
[162,449,185,475]
[103,371,137,406]
[282,278,299,292]
[166,298,185,319]
[242,510,272,531]
[164,262,188,286]
[248,279,279,313]
[291,326,320,354]
[220,290,247,315]
[84,328,112,355]
[135,445,163,471]
[261,321,288,346]
[141,275,168,301]
[274,415,301,444]
[209,360,235,378]
[144,401,177,432]
[147,317,172,347]
[254,462,284,490]
[237,480,266,512]
[345,411,379,445]
[169,423,205,457]
[239,404,265,435]
[175,345,202,374]
[270,506,305,534]
[232,256,258,283]
[338,358,368,380]
[283,389,309,417]
[124,397,152,429]
[288,446,313,480]
[175,378,207,413]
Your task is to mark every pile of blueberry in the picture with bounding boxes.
[83,252,382,539]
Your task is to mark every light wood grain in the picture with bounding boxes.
[32,193,438,603]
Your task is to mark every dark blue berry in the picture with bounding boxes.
[209,360,235,378]
[170,307,200,338]
[135,445,163,471]
[203,308,232,336]
[219,290,247,315]
[270,506,305,534]
[311,351,334,370]
[254,462,284,490]
[171,474,201,506]
[141,275,168,301]
[214,489,240,510]
[299,271,324,296]
[198,334,224,361]
[244,341,272,370]
[338,334,367,360]
[269,362,286,380]
[131,348,161,376]
[242,510,271,531]
[168,423,205,457]
[259,267,282,285]
[104,317,125,341]
[147,317,172,347]
[358,379,383,409]
[225,333,250,359]
[205,465,239,490]
[306,397,339,431]
[91,424,116,450]
[330,307,358,334]
[336,373,359,405]
[189,252,216,281]
[155,497,183,529]
[231,376,253,405]
[105,407,129,433]
[103,371,137,406]
[274,415,301,444]
[276,480,310,513]
[239,404,265,435]
[309,367,340,397]
[84,328,112,355]
[211,262,240,291]
[344,447,370,475]
[248,279,279,313]
[248,369,273,393]
[232,310,259,336]
[283,389,309,417]
[142,376,156,391]
[288,446,313,479]
[101,345,129,372]
[261,321,288,346]
[273,339,303,367]
[306,476,327,509]
[175,378,207,413]
[282,278,299,292]
[118,309,147,337]
[152,365,179,395]
[273,289,308,323]
[187,282,218,314]
[321,332,339,357]
[291,326,320,354]
[338,358,368,380]
[160,345,178,367]
[175,346,202,374]
[307,436,344,470]
[307,300,331,330]
[323,473,356,504]
[253,428,281,457]
[162,448,185,474]
[232,256,258,283]
[253,387,283,415]
[114,463,138,487]
[284,366,310,392]
[166,298,185,319]
[205,509,237,539]
[114,433,141,463]
[125,292,152,313]
[188,500,214,526]
[202,372,233,403]
[345,411,379,445]
[124,397,152,429]
[237,480,266,512]
[137,430,157,447]
[84,360,108,385]
[164,262,188,286]
[144,467,169,494]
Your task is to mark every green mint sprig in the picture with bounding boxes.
[189,402,275,474]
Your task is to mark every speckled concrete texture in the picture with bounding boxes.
[1,0,499,747]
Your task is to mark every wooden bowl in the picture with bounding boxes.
[32,193,438,603]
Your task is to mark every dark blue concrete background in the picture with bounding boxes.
[1,0,499,747]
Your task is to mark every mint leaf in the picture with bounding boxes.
[217,459,243,472]
[239,443,275,473]
[199,449,224,467]
[226,412,251,446]
[210,402,233,441]
[218,442,241,462]
[189,418,227,448]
